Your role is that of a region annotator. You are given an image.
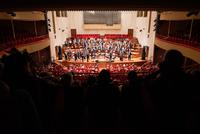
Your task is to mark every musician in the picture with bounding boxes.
[67,48,72,61]
[77,38,80,44]
[74,52,77,61]
[83,41,87,49]
[120,50,123,61]
[81,51,84,62]
[69,38,72,46]
[93,48,96,59]
[77,49,81,59]
[64,38,68,46]
[86,52,89,62]
[73,38,77,45]
[109,51,113,61]
[64,51,68,60]
[128,48,131,60]
[109,43,112,51]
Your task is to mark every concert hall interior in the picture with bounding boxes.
[0,1,200,134]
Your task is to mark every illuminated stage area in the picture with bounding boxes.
[47,11,158,79]
[54,35,150,72]
[51,34,154,77]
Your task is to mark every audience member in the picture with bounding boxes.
[148,49,189,133]
[86,69,120,130]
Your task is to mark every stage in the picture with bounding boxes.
[57,36,148,71]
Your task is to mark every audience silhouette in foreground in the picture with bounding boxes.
[0,48,199,134]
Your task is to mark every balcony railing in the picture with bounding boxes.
[156,34,200,49]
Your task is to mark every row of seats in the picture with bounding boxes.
[157,34,200,48]
[167,37,200,47]
[0,35,49,51]
[0,32,35,43]
[156,35,200,47]
[104,34,130,39]
[74,34,131,39]
[75,34,100,38]
[35,62,159,84]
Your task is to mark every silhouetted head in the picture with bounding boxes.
[1,48,30,87]
[39,72,52,79]
[87,76,96,86]
[0,62,4,79]
[98,69,111,83]
[0,81,10,98]
[190,69,200,81]
[61,72,74,87]
[128,70,137,82]
[5,47,18,54]
[160,49,184,72]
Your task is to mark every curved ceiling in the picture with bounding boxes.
[1,0,200,11]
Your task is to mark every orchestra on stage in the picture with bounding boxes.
[61,37,142,62]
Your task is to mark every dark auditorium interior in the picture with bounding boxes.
[0,0,200,134]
